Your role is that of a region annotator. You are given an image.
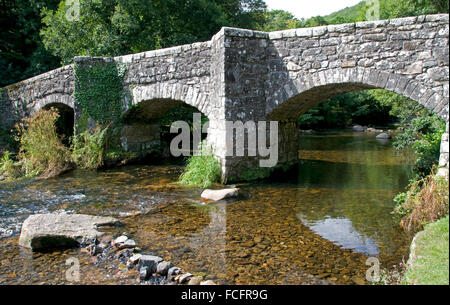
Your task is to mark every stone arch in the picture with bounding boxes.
[267,67,448,121]
[120,82,212,154]
[32,94,74,116]
[130,82,212,120]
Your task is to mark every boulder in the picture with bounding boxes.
[352,125,367,132]
[201,188,239,202]
[19,213,118,251]
[376,133,392,139]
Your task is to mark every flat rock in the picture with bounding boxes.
[117,239,136,249]
[138,255,163,273]
[200,280,217,285]
[201,188,239,202]
[19,213,118,251]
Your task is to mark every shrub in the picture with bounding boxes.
[394,172,449,235]
[0,151,22,180]
[178,144,221,188]
[393,116,445,178]
[15,109,72,178]
[71,126,108,170]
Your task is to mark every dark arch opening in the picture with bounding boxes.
[42,103,75,146]
[121,99,209,163]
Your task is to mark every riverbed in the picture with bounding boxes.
[0,130,414,285]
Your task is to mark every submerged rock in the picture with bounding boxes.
[201,188,239,202]
[18,213,118,251]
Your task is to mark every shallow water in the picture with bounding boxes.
[0,131,414,285]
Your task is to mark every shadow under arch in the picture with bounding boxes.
[120,95,211,156]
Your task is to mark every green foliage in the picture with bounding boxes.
[0,151,22,180]
[0,0,60,86]
[15,108,72,178]
[40,0,268,64]
[74,61,125,128]
[298,91,394,129]
[178,144,221,188]
[261,10,302,32]
[71,127,108,170]
[394,116,445,177]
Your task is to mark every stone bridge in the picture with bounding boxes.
[1,14,449,181]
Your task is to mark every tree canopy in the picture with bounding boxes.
[0,0,448,86]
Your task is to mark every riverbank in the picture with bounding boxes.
[405,215,449,285]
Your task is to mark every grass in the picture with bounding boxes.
[71,126,108,170]
[178,144,221,188]
[405,215,449,285]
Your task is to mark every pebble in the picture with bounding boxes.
[112,236,128,247]
[129,254,142,265]
[117,239,136,250]
[187,276,203,285]
[139,267,151,281]
[178,273,193,284]
[156,261,173,276]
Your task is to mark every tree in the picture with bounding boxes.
[0,0,60,86]
[40,0,269,64]
[262,10,301,32]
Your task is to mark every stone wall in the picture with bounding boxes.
[266,14,449,120]
[0,65,74,132]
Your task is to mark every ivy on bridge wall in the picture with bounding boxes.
[73,57,127,133]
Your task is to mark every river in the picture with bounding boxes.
[0,130,414,285]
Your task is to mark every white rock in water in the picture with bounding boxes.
[376,132,392,139]
[201,188,239,202]
[112,235,128,247]
[352,125,367,132]
[19,213,118,251]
